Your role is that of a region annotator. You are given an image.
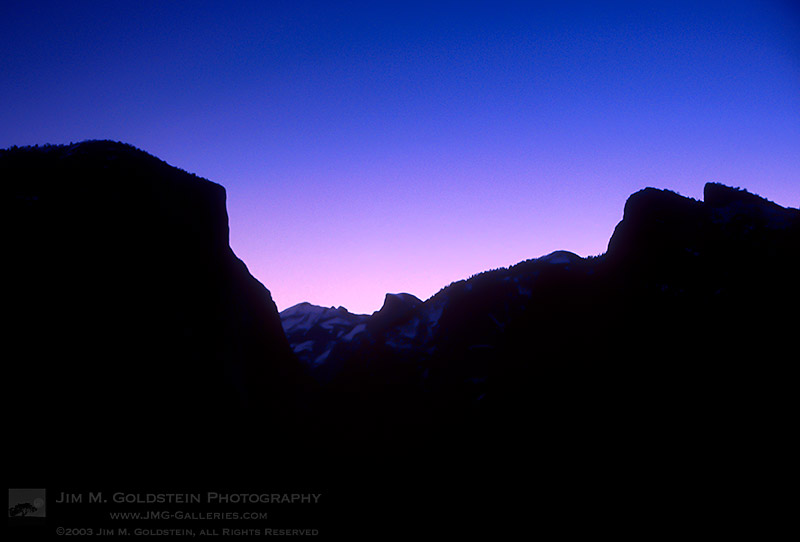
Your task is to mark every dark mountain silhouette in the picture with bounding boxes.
[5,141,315,482]
[7,140,796,536]
[279,182,798,531]
[287,185,798,429]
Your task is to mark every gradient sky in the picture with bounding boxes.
[3,1,798,314]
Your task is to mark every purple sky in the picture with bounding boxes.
[3,1,799,314]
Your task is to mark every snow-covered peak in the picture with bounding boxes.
[280,302,370,371]
[537,250,582,265]
[280,302,328,333]
[280,302,364,335]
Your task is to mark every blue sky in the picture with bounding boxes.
[3,1,798,313]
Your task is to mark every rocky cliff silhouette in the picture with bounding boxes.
[6,141,314,481]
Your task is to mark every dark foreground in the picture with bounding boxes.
[7,141,797,538]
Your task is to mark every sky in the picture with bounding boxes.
[3,0,798,314]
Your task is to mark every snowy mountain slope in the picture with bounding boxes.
[280,302,369,369]
[280,249,594,392]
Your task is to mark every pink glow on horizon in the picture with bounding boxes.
[1,1,797,314]
[224,157,798,315]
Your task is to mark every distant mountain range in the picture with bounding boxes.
[277,178,799,521]
[282,182,798,439]
[7,140,798,535]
